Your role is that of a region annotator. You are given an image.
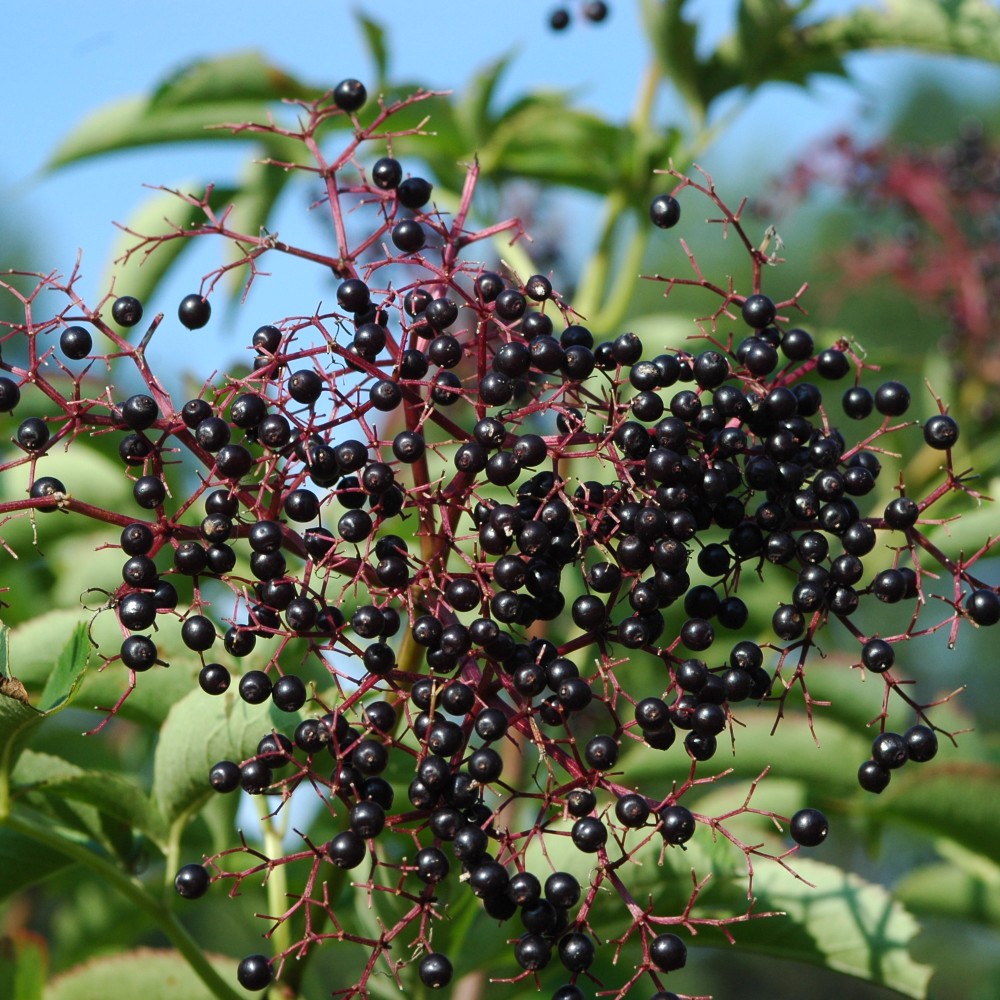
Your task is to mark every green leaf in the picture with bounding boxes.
[152,687,294,830]
[805,0,1000,65]
[0,932,46,1000]
[717,856,933,998]
[149,51,312,108]
[454,53,515,150]
[477,97,638,194]
[12,750,165,847]
[641,0,742,121]
[0,668,43,784]
[897,860,1000,927]
[731,0,847,88]
[871,764,1000,864]
[44,948,248,1000]
[38,623,89,714]
[0,826,76,900]
[47,99,288,169]
[355,13,390,87]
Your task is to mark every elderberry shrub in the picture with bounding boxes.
[1,86,993,1000]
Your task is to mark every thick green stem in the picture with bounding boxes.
[1,810,245,1000]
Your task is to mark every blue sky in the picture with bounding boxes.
[3,0,999,377]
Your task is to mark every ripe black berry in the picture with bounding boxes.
[178,293,211,329]
[120,635,159,672]
[174,863,210,898]
[236,954,272,991]
[272,674,307,712]
[239,670,272,705]
[180,615,215,651]
[418,953,453,989]
[198,663,231,695]
[391,220,426,253]
[111,295,143,327]
[923,413,960,449]
[966,588,1000,626]
[904,724,938,763]
[741,293,776,329]
[659,804,695,845]
[858,759,891,794]
[333,78,367,112]
[60,325,92,359]
[649,933,687,972]
[649,194,681,229]
[789,808,829,847]
[571,816,607,853]
[514,933,552,971]
[371,156,403,190]
[209,760,241,793]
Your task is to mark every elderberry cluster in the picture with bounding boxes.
[2,80,994,1000]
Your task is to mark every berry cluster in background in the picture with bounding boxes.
[2,77,997,1000]
[549,3,611,32]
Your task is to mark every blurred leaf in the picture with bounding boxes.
[0,932,46,1000]
[478,97,641,195]
[356,13,390,88]
[731,0,847,88]
[149,51,312,108]
[641,0,729,121]
[0,826,76,900]
[897,861,1000,927]
[47,100,289,169]
[153,687,294,830]
[12,750,165,847]
[454,53,515,150]
[806,0,1000,65]
[871,764,1000,864]
[44,948,246,1000]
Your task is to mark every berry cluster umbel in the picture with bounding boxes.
[1,82,995,999]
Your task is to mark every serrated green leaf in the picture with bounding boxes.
[732,0,846,88]
[149,50,312,109]
[0,929,46,1000]
[12,750,165,847]
[38,623,89,714]
[153,687,293,830]
[44,948,247,1000]
[642,0,748,120]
